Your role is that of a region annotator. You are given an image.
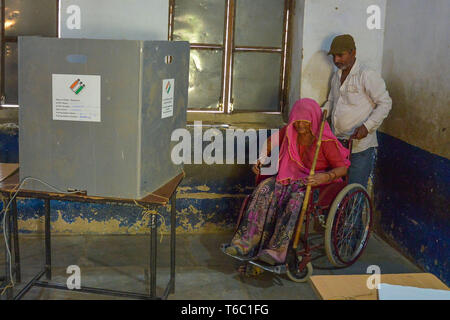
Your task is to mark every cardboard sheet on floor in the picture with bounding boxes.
[310,273,449,300]
[0,163,19,182]
[378,283,450,300]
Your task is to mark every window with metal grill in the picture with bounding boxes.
[170,0,292,114]
[0,0,58,106]
[0,0,292,115]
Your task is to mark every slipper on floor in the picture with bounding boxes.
[238,264,264,277]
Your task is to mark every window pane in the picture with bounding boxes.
[5,42,18,104]
[235,0,285,47]
[5,0,57,37]
[173,0,225,44]
[188,49,223,109]
[232,52,281,112]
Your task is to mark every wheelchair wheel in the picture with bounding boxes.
[324,183,372,267]
[285,250,313,283]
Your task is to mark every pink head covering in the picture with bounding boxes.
[276,98,350,184]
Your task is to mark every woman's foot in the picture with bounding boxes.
[225,245,239,256]
[257,252,278,266]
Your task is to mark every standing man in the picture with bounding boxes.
[323,34,392,188]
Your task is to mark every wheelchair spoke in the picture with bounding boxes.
[332,188,372,264]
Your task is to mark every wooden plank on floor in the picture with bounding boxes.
[310,273,449,300]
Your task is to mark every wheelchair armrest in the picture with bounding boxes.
[316,181,347,207]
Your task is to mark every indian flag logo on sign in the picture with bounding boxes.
[69,78,85,95]
[165,81,172,94]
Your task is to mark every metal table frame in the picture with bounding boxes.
[1,173,182,300]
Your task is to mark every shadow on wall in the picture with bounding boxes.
[381,50,450,159]
[299,34,343,106]
[301,49,334,105]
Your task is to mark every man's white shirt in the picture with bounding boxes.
[323,59,392,153]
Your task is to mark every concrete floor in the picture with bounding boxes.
[0,232,422,300]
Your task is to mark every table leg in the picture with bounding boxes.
[170,194,176,294]
[150,213,157,298]
[44,199,51,280]
[4,198,12,299]
[11,198,21,283]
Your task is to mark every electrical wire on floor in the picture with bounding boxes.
[0,177,83,295]
[0,197,14,296]
[1,175,180,295]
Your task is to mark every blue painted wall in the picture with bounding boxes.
[0,126,255,234]
[375,132,449,285]
[4,125,449,286]
[6,194,243,234]
[0,125,19,163]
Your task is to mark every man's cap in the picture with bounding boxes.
[328,34,356,55]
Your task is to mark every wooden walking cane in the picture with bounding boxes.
[292,110,328,250]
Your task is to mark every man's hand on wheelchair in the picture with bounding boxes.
[305,173,330,187]
[351,124,369,140]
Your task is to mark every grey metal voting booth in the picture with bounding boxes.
[19,37,189,199]
[5,33,189,299]
[0,0,191,300]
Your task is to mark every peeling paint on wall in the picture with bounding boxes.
[0,122,257,236]
[4,182,247,236]
[375,133,449,286]
[177,192,246,199]
[0,125,19,163]
[195,185,210,192]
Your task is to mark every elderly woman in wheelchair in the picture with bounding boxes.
[222,98,373,282]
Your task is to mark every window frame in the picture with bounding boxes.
[0,0,293,115]
[169,0,293,115]
[0,0,59,108]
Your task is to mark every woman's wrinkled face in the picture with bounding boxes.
[293,120,312,136]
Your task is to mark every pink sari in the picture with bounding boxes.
[229,99,350,264]
[276,98,350,184]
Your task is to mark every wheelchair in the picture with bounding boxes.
[221,143,373,283]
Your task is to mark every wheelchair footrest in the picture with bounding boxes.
[248,260,287,275]
[221,244,287,274]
